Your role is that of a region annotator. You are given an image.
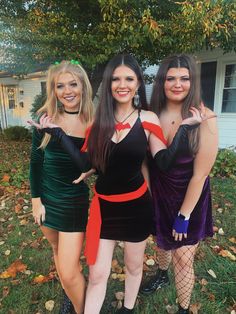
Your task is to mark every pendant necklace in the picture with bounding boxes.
[114,108,136,131]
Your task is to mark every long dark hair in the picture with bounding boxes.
[88,53,148,172]
[150,54,201,155]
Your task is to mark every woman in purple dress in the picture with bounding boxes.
[140,54,218,313]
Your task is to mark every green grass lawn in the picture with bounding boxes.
[0,138,235,314]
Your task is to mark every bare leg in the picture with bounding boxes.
[172,244,198,310]
[58,232,85,314]
[40,226,61,280]
[123,239,147,309]
[84,239,116,314]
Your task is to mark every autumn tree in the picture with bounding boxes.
[0,0,235,93]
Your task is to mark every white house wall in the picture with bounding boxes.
[19,77,45,125]
[196,50,236,148]
[0,75,46,128]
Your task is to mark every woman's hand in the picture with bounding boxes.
[28,113,58,129]
[73,169,96,184]
[31,198,45,226]
[182,106,217,126]
[172,213,190,241]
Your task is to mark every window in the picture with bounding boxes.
[222,64,236,113]
[41,81,46,96]
[7,87,16,109]
[201,62,217,110]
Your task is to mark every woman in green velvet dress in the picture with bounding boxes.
[29,61,94,314]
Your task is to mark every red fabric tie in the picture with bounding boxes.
[115,122,131,131]
[80,126,92,152]
[84,181,148,265]
[142,121,167,145]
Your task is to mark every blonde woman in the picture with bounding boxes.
[29,61,94,314]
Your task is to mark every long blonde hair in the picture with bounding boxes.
[38,61,94,148]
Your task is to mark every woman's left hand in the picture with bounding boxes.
[182,106,217,126]
[172,229,187,241]
[172,213,190,241]
[73,168,96,184]
[28,113,58,129]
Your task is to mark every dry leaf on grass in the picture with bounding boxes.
[115,291,124,300]
[207,269,217,278]
[218,228,225,235]
[45,300,54,311]
[32,272,56,284]
[145,258,155,266]
[229,246,236,254]
[190,302,201,314]
[14,204,22,213]
[218,249,236,261]
[2,174,10,182]
[0,260,27,278]
[165,304,177,314]
[229,237,236,244]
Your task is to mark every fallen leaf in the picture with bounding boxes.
[2,286,10,298]
[229,237,236,244]
[19,218,28,225]
[0,260,27,278]
[217,207,223,213]
[17,197,25,205]
[218,228,225,235]
[4,249,11,256]
[199,278,208,286]
[45,300,54,311]
[146,258,155,266]
[207,269,217,279]
[2,174,10,182]
[190,303,201,314]
[218,249,236,261]
[166,304,177,314]
[229,246,236,254]
[14,204,22,214]
[32,272,56,284]
[115,291,124,301]
[208,293,216,301]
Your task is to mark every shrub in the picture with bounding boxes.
[30,92,46,120]
[3,126,31,141]
[211,147,236,178]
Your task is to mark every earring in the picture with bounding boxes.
[133,91,140,108]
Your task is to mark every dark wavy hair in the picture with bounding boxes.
[150,54,201,155]
[88,53,148,172]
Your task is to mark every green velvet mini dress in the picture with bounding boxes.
[29,129,89,232]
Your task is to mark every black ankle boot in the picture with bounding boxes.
[59,290,75,314]
[178,305,189,314]
[116,306,134,313]
[139,269,169,295]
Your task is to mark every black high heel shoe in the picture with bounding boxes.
[139,269,170,295]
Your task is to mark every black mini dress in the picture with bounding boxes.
[95,117,154,242]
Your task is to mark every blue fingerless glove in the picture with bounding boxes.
[173,213,190,233]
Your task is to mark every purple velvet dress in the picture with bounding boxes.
[150,142,213,250]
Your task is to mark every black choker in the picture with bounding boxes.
[64,109,79,114]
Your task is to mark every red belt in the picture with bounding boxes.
[84,181,148,265]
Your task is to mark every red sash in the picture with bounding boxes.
[141,121,167,145]
[84,181,148,265]
[80,126,92,152]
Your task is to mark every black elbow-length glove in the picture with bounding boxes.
[43,127,91,172]
[153,124,199,171]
